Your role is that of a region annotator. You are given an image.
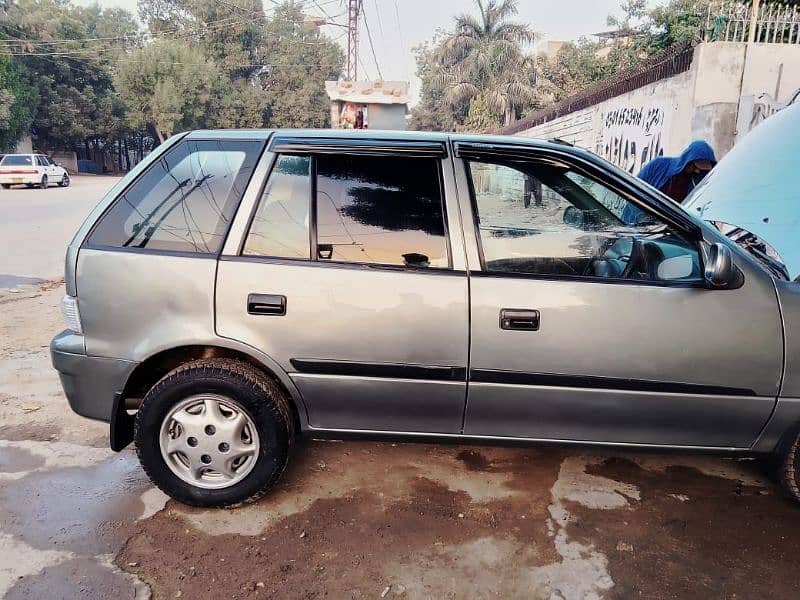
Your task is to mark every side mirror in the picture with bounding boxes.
[704,243,741,289]
[563,206,583,228]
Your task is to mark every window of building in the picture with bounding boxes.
[467,159,702,283]
[87,139,262,254]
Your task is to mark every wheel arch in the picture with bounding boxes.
[111,342,308,451]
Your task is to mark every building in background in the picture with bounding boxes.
[325,80,410,130]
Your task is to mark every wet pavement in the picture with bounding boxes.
[1,182,800,598]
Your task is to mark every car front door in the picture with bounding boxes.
[454,143,782,449]
[216,135,470,434]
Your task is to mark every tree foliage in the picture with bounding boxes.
[408,35,461,132]
[0,0,138,151]
[256,2,343,128]
[436,0,544,128]
[535,38,616,103]
[0,0,343,156]
[412,0,718,133]
[115,39,216,142]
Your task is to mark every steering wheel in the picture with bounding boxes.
[583,236,632,279]
[622,238,664,280]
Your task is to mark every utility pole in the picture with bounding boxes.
[748,0,761,44]
[347,0,362,81]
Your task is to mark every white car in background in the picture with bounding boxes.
[0,153,70,189]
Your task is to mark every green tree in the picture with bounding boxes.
[1,0,139,151]
[0,55,37,152]
[461,94,496,132]
[115,39,217,142]
[255,1,343,128]
[134,0,343,130]
[138,0,265,80]
[408,35,461,132]
[436,0,541,127]
[536,38,615,102]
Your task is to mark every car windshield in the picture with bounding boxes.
[0,155,33,166]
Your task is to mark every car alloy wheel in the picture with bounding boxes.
[159,393,260,490]
[60,174,70,187]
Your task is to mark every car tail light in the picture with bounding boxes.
[3,169,37,174]
[60,295,83,334]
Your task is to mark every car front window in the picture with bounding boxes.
[468,159,702,283]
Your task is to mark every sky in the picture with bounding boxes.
[76,0,629,105]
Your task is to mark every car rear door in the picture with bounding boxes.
[453,141,782,449]
[216,134,470,434]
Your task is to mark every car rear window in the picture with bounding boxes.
[1,155,33,166]
[86,139,263,254]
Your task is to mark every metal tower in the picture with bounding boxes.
[346,0,362,81]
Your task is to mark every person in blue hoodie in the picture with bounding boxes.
[622,140,717,225]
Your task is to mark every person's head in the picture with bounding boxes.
[680,140,716,191]
[681,141,716,173]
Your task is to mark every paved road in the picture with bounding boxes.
[0,183,799,599]
[0,176,121,285]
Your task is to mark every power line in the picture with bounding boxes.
[361,6,383,80]
[372,0,384,37]
[358,54,371,81]
[393,0,406,78]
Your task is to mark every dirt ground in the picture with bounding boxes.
[1,282,800,600]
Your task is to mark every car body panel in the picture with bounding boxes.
[776,279,800,398]
[215,258,470,433]
[77,249,218,359]
[215,146,470,434]
[449,143,782,448]
[48,126,799,456]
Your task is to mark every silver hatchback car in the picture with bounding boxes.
[52,107,800,507]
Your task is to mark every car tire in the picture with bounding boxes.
[778,426,800,504]
[1,184,9,189]
[40,175,48,189]
[134,358,294,508]
[59,173,70,187]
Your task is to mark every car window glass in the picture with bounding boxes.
[40,156,51,166]
[243,155,311,259]
[86,139,262,254]
[316,154,448,268]
[468,160,702,283]
[1,155,32,166]
[1,155,33,166]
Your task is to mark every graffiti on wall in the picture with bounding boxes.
[597,103,669,175]
[736,88,800,141]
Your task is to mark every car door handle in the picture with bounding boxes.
[247,294,286,316]
[500,309,540,331]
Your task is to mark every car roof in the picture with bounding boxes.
[183,128,600,161]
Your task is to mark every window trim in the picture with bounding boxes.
[269,135,448,158]
[240,151,455,272]
[463,154,706,288]
[82,137,266,257]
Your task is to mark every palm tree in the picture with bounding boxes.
[436,0,542,127]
